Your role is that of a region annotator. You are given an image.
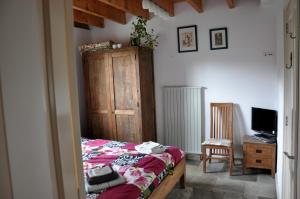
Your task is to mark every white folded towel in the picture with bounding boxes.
[135,141,166,154]
[87,166,113,179]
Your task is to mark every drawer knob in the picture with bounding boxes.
[256,149,262,153]
[256,159,262,163]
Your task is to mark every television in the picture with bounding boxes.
[251,107,277,137]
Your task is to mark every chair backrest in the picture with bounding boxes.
[210,103,233,141]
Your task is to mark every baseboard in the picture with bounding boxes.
[185,153,201,161]
[275,173,281,199]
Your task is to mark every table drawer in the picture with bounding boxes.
[246,144,273,157]
[246,156,272,168]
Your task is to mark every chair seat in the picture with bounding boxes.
[210,154,230,159]
[202,138,232,147]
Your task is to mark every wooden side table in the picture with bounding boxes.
[243,135,276,177]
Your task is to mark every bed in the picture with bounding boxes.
[81,138,186,199]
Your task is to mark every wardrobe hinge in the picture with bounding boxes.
[285,23,289,34]
[285,116,288,126]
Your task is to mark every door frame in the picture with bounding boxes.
[0,76,13,199]
[42,0,84,198]
[297,0,300,197]
[42,0,300,198]
[283,0,299,198]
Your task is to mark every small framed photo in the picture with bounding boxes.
[209,27,228,50]
[177,25,198,53]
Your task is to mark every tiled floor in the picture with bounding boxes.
[167,160,277,199]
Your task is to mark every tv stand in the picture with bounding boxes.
[243,135,276,177]
[252,134,276,144]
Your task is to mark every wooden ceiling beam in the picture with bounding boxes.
[73,9,104,28]
[226,0,235,9]
[73,0,126,24]
[173,0,185,2]
[186,0,203,13]
[151,0,175,16]
[98,0,150,19]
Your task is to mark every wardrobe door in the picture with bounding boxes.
[84,53,113,139]
[108,51,141,143]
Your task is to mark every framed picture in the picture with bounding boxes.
[209,27,228,50]
[177,25,198,53]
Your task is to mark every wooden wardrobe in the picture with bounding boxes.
[82,47,156,143]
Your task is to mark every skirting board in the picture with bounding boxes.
[186,153,201,161]
[275,173,281,199]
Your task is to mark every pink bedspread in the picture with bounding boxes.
[81,138,184,199]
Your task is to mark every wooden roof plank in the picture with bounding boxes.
[98,0,150,19]
[73,0,126,24]
[186,0,203,13]
[226,0,235,9]
[151,0,175,16]
[173,0,185,3]
[73,9,104,28]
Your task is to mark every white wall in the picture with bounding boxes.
[75,0,279,148]
[73,27,92,135]
[0,1,58,198]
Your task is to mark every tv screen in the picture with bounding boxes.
[251,107,277,135]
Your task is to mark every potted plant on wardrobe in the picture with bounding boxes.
[130,16,159,49]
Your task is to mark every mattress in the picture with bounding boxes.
[81,138,184,199]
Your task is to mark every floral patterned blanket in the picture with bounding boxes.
[81,138,184,199]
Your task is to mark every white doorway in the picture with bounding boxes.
[283,0,299,198]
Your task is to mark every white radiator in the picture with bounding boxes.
[163,86,202,154]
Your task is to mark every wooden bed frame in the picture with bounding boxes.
[148,158,186,199]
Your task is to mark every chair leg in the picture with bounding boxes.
[242,162,245,175]
[209,149,212,163]
[203,146,207,173]
[232,146,235,166]
[229,147,233,176]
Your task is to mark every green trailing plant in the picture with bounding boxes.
[130,17,159,49]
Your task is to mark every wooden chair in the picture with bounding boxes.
[202,103,234,175]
